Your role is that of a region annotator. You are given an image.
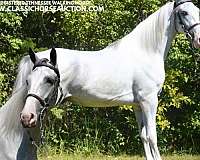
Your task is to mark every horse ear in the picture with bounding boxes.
[29,48,38,64]
[50,48,57,66]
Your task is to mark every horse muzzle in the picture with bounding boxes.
[20,112,37,128]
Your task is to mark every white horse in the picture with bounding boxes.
[1,0,200,159]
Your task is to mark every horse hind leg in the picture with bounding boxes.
[139,93,162,160]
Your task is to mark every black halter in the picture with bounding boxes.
[174,0,192,8]
[173,0,200,40]
[25,58,62,108]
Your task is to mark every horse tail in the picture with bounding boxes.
[12,55,32,94]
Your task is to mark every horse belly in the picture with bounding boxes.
[67,76,135,107]
[67,92,135,107]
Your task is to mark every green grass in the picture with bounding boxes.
[39,152,200,160]
[38,145,200,160]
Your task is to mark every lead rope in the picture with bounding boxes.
[27,106,49,157]
[38,82,62,144]
[29,85,62,143]
[34,81,61,145]
[39,106,48,145]
[37,86,61,158]
[39,106,49,158]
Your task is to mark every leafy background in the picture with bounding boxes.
[0,0,200,155]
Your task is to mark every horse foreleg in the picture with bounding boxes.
[139,93,161,160]
[149,96,161,160]
[134,108,153,160]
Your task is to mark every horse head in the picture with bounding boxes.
[20,48,60,128]
[174,0,200,48]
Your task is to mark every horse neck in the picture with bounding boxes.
[122,2,176,60]
[0,87,38,160]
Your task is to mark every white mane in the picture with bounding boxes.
[0,87,26,137]
[13,56,32,94]
[0,57,37,159]
[0,86,26,156]
[106,2,175,58]
[0,55,33,139]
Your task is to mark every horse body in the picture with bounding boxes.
[33,3,173,107]
[33,45,163,107]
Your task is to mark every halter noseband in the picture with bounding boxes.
[26,93,48,107]
[174,0,200,40]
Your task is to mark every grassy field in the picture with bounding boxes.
[39,153,200,160]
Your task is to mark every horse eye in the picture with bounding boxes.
[46,77,54,85]
[181,11,188,16]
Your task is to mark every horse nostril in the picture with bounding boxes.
[30,113,34,119]
[20,113,28,121]
[29,113,37,127]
